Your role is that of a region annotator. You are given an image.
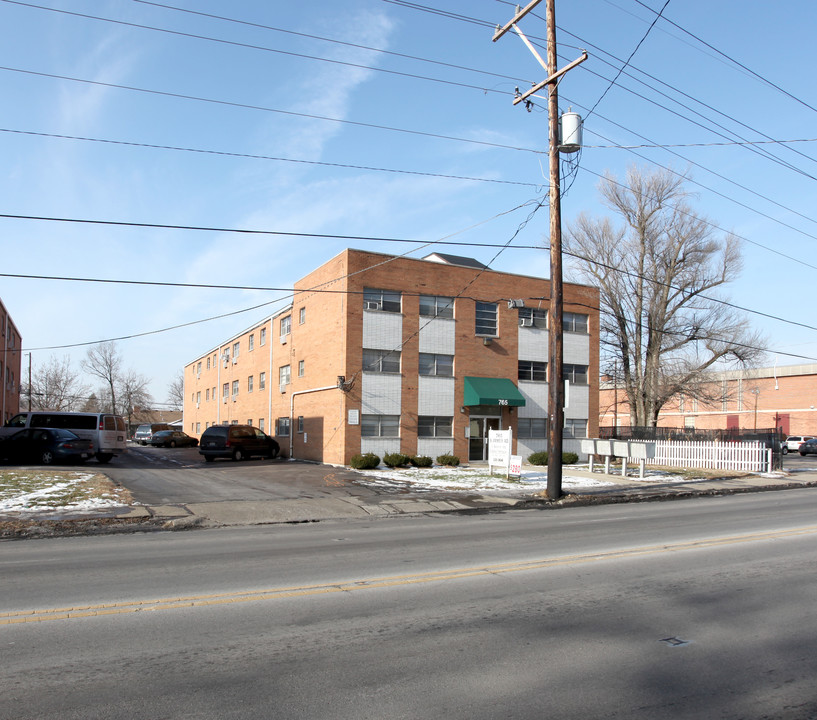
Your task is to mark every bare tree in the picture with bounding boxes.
[82,341,154,420]
[24,354,89,411]
[118,369,153,430]
[82,342,122,414]
[167,372,185,412]
[565,165,765,427]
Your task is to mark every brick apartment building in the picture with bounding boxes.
[184,249,599,466]
[599,363,817,436]
[1,298,22,424]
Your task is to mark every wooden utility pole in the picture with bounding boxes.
[494,0,586,500]
[544,0,564,500]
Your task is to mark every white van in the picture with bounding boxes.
[0,411,128,463]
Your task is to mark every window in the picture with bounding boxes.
[260,328,266,346]
[233,341,240,358]
[279,365,291,387]
[299,307,306,324]
[361,414,400,437]
[206,388,210,402]
[276,417,290,436]
[519,360,547,382]
[563,419,587,438]
[419,353,453,377]
[475,301,498,336]
[259,372,266,390]
[259,418,265,432]
[679,394,685,413]
[298,360,305,378]
[417,416,453,437]
[249,334,255,351]
[519,307,547,327]
[248,419,253,427]
[280,315,291,338]
[248,376,254,393]
[212,386,216,401]
[196,422,201,434]
[363,348,401,373]
[364,287,401,313]
[222,383,229,399]
[563,364,588,384]
[207,357,211,370]
[564,312,588,333]
[518,418,547,438]
[419,295,454,319]
[196,391,201,405]
[298,416,304,433]
[231,380,239,398]
[196,361,202,375]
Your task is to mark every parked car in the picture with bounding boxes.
[133,423,172,445]
[798,438,817,456]
[784,435,814,453]
[198,425,279,462]
[150,430,199,448]
[1,411,127,463]
[0,428,94,465]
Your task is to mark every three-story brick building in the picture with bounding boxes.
[184,249,599,466]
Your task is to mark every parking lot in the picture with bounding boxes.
[100,443,379,507]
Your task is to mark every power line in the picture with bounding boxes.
[584,0,671,120]
[0,127,540,189]
[632,0,817,115]
[0,0,505,95]
[0,65,536,155]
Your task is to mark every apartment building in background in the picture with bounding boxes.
[184,249,599,466]
[1,298,22,424]
[599,363,817,436]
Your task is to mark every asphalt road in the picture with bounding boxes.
[103,443,382,505]
[3,488,817,719]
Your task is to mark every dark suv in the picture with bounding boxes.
[198,424,280,462]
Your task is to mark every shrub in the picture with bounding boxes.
[350,452,380,470]
[528,451,548,466]
[436,454,460,466]
[410,455,433,468]
[528,451,580,466]
[383,452,411,468]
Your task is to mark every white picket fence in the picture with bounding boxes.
[646,440,771,472]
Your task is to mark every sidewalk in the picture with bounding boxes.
[4,465,817,539]
[71,466,817,528]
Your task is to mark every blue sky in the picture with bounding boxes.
[2,0,816,406]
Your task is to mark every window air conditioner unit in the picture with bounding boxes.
[223,357,229,367]
[232,394,238,402]
[279,384,287,394]
[280,335,287,344]
[223,397,227,404]
[520,318,534,327]
[196,402,200,409]
[365,301,380,311]
[232,357,238,364]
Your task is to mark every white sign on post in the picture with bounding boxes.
[509,455,522,477]
[488,428,512,477]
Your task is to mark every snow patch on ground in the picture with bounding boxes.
[355,465,698,495]
[0,471,128,515]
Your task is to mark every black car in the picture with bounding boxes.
[150,430,199,448]
[799,438,817,456]
[0,428,94,465]
[198,424,279,462]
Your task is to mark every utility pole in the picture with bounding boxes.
[494,0,586,500]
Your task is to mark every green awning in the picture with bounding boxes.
[463,376,526,407]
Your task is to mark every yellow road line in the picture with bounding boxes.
[4,524,816,626]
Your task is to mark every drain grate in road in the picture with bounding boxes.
[660,636,691,647]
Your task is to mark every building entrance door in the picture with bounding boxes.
[468,416,501,462]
